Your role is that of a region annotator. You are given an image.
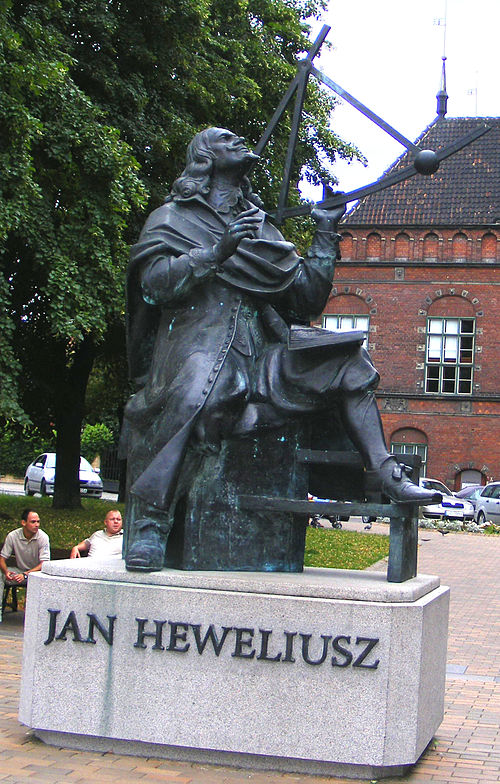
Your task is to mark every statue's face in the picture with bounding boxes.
[209,128,256,172]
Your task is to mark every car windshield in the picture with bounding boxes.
[422,479,451,495]
[79,457,94,472]
[456,486,481,498]
[41,454,94,472]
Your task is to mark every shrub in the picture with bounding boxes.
[81,423,114,464]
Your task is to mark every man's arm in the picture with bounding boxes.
[0,554,27,583]
[0,536,21,582]
[70,540,90,559]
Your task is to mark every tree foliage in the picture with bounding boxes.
[0,0,361,505]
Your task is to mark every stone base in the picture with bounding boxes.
[19,560,449,779]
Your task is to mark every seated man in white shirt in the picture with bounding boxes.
[70,510,123,559]
[0,508,51,618]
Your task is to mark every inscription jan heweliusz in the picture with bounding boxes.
[43,609,380,670]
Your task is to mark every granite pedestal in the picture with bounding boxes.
[19,559,449,779]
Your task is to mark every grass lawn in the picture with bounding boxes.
[0,494,389,569]
[304,527,389,569]
[0,494,125,552]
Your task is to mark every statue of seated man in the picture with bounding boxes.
[121,127,438,572]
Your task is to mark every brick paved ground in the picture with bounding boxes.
[0,528,498,784]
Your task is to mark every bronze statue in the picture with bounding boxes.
[121,127,437,572]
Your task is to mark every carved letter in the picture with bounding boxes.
[190,624,233,656]
[167,622,190,653]
[134,618,166,650]
[256,629,282,662]
[55,611,84,642]
[301,634,331,665]
[232,627,255,659]
[282,631,296,663]
[331,635,353,667]
[44,609,60,645]
[85,614,116,645]
[352,637,380,669]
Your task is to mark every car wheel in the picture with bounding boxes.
[476,510,486,525]
[24,478,35,496]
[40,479,47,497]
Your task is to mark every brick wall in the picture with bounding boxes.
[320,224,500,487]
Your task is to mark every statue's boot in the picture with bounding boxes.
[125,518,168,572]
[365,456,442,505]
[340,390,442,505]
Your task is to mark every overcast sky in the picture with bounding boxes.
[302,0,500,200]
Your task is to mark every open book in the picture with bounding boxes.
[288,324,365,350]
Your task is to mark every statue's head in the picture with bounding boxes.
[168,127,262,205]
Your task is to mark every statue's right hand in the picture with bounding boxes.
[213,206,260,264]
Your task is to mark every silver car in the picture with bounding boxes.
[24,452,103,498]
[473,482,500,525]
[418,478,474,522]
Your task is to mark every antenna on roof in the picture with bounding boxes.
[434,1,448,117]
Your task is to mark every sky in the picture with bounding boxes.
[301,0,500,201]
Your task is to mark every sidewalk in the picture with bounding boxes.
[1,529,499,784]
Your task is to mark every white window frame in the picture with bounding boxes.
[391,442,428,476]
[322,314,370,349]
[425,317,475,395]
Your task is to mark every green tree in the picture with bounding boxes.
[0,0,360,507]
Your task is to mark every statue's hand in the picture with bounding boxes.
[311,203,346,233]
[213,206,260,264]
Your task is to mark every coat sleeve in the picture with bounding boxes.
[264,220,338,322]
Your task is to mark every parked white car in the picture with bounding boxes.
[473,482,500,525]
[418,478,474,522]
[24,453,103,498]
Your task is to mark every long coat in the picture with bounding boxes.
[122,192,377,511]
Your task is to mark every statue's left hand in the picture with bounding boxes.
[311,203,346,233]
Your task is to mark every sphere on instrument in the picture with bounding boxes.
[414,149,440,175]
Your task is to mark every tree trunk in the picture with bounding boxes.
[53,336,95,509]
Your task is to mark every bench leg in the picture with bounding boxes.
[387,507,418,582]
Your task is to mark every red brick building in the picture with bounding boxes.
[320,114,500,489]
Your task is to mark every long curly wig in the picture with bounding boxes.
[167,128,263,207]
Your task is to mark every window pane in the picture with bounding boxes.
[356,316,369,331]
[428,335,442,361]
[339,316,354,331]
[428,319,443,334]
[323,315,339,331]
[461,319,474,334]
[445,319,459,335]
[444,336,458,361]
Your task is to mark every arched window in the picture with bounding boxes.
[394,232,410,259]
[323,295,370,349]
[366,232,381,259]
[340,232,353,259]
[425,300,475,394]
[390,428,428,476]
[423,232,439,260]
[452,232,468,260]
[481,233,497,260]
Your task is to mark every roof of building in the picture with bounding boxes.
[345,116,500,226]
